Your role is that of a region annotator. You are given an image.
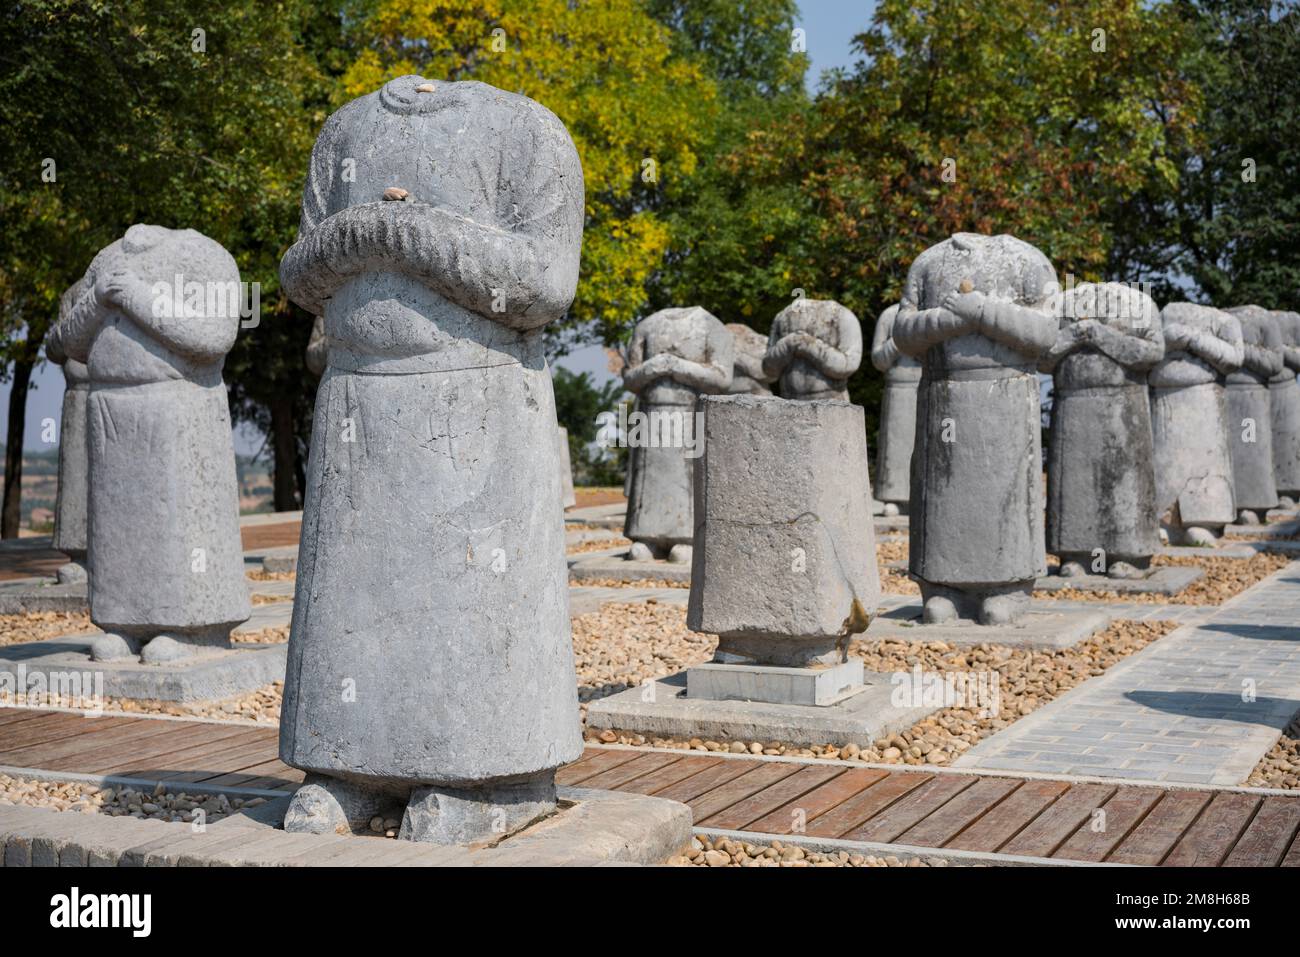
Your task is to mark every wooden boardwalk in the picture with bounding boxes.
[4,707,1299,865]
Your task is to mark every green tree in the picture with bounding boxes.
[0,0,321,531]
[552,367,625,486]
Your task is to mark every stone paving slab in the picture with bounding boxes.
[586,671,939,749]
[876,593,1208,625]
[569,548,692,584]
[957,561,1300,785]
[1033,566,1203,595]
[866,605,1112,650]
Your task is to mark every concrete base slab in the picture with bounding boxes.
[873,515,908,533]
[866,606,1112,650]
[1159,544,1256,559]
[565,504,626,530]
[0,578,88,614]
[0,635,287,702]
[586,671,938,749]
[252,545,298,574]
[0,785,691,866]
[687,659,865,706]
[569,548,691,584]
[1225,518,1300,538]
[1034,566,1203,595]
[567,586,688,616]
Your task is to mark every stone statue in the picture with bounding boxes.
[763,298,862,401]
[1150,303,1243,546]
[893,233,1057,625]
[870,303,918,515]
[724,323,776,395]
[45,281,92,585]
[1266,309,1300,508]
[277,75,585,844]
[558,425,576,510]
[1041,283,1163,578]
[304,313,328,377]
[55,224,251,663]
[1224,306,1283,523]
[621,306,732,563]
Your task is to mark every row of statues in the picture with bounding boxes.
[40,74,1300,847]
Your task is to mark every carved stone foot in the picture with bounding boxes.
[922,595,958,624]
[1107,561,1145,580]
[139,635,197,664]
[882,502,900,517]
[1237,509,1261,526]
[1183,525,1218,547]
[1057,561,1086,578]
[400,773,557,846]
[626,541,654,562]
[56,561,88,585]
[667,544,693,564]
[89,633,140,662]
[1280,495,1297,510]
[283,773,397,836]
[979,591,1028,626]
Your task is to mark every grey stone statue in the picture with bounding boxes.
[277,75,585,845]
[1224,305,1283,523]
[725,323,775,395]
[304,313,328,377]
[45,282,92,585]
[1041,283,1163,578]
[558,425,576,510]
[55,224,251,663]
[1271,309,1300,506]
[763,298,862,401]
[621,306,733,564]
[893,233,1057,625]
[870,303,918,515]
[1150,303,1243,546]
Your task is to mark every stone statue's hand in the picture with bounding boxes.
[1074,319,1100,341]
[941,290,984,323]
[1162,322,1190,349]
[94,268,139,309]
[787,332,822,357]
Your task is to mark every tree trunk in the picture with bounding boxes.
[270,397,299,513]
[2,356,34,538]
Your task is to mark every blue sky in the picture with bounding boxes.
[1,2,870,453]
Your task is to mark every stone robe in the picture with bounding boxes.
[278,76,585,787]
[1267,310,1300,496]
[1224,306,1283,512]
[870,303,919,506]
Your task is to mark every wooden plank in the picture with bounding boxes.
[5,718,205,770]
[0,713,135,752]
[152,736,283,783]
[651,759,758,805]
[1054,786,1164,863]
[685,763,803,823]
[999,783,1115,859]
[804,771,933,838]
[195,758,305,789]
[106,729,277,777]
[234,771,303,791]
[552,750,611,785]
[1160,791,1260,867]
[1281,828,1300,868]
[0,708,65,728]
[896,776,1020,849]
[842,773,975,844]
[52,722,257,774]
[746,768,889,836]
[576,752,684,791]
[698,764,844,831]
[1108,790,1212,865]
[1223,796,1300,867]
[554,749,641,786]
[0,717,158,764]
[944,779,1070,852]
[612,755,721,796]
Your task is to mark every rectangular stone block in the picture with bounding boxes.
[686,659,865,706]
[688,394,880,666]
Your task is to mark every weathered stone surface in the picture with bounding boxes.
[1224,305,1282,517]
[763,298,862,400]
[304,312,328,376]
[57,224,251,660]
[558,426,576,509]
[1150,302,1243,545]
[400,774,557,845]
[1041,282,1163,576]
[1266,309,1300,496]
[870,303,919,509]
[621,306,732,553]
[45,282,91,567]
[277,75,585,843]
[687,394,880,666]
[894,233,1057,625]
[725,322,775,395]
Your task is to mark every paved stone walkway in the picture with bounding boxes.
[957,562,1300,785]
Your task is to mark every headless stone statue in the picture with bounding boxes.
[57,225,251,663]
[621,306,733,564]
[304,313,328,377]
[1270,309,1300,505]
[1150,303,1243,546]
[763,298,862,401]
[870,303,918,515]
[725,323,775,395]
[277,75,585,845]
[1041,283,1163,579]
[893,233,1057,626]
[45,281,92,585]
[1224,306,1283,523]
[558,426,576,510]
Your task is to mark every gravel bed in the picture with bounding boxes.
[0,772,268,824]
[1035,551,1292,605]
[670,835,946,867]
[567,535,631,556]
[578,577,690,589]
[245,570,296,582]
[231,626,290,645]
[1247,714,1300,789]
[0,611,95,646]
[1,681,284,725]
[250,594,292,606]
[587,618,1178,765]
